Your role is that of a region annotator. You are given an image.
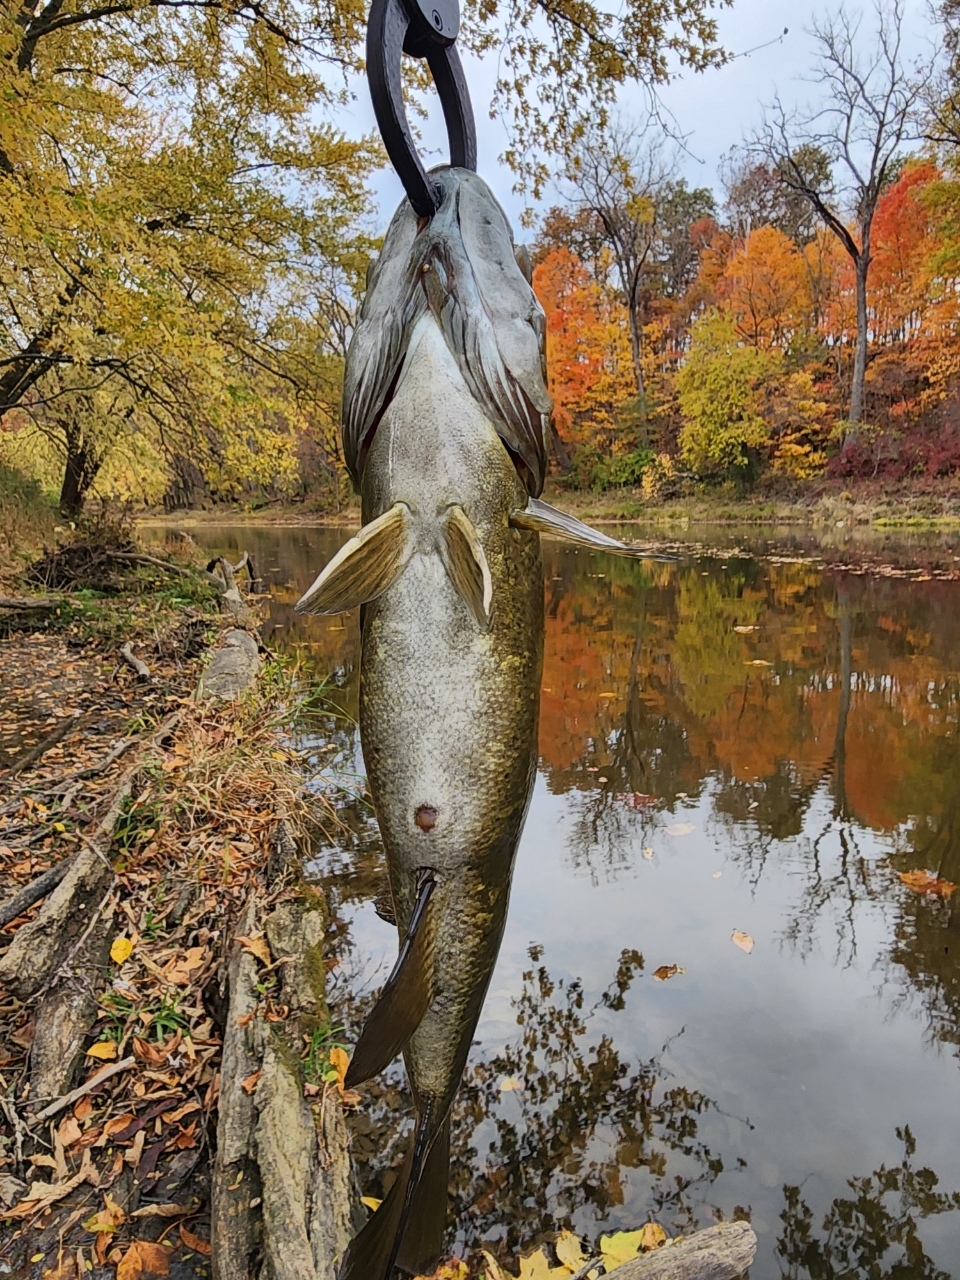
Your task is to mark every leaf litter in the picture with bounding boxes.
[0,577,345,1277]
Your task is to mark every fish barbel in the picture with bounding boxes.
[296,166,663,1280]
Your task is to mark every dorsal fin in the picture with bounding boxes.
[510,497,674,560]
[344,873,436,1089]
[439,504,492,628]
[294,503,411,615]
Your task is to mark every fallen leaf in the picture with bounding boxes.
[665,823,695,836]
[101,1113,137,1139]
[732,930,754,953]
[179,1225,211,1256]
[328,1045,349,1089]
[498,1077,522,1092]
[652,965,685,982]
[117,1240,171,1279]
[479,1252,506,1280]
[642,847,654,859]
[110,937,134,965]
[4,1151,97,1218]
[240,1071,261,1095]
[41,1255,78,1280]
[733,625,757,633]
[555,1229,588,1270]
[74,1096,94,1122]
[412,1260,467,1280]
[236,935,271,966]
[130,1201,197,1218]
[83,1195,125,1234]
[712,871,722,878]
[86,1040,118,1061]
[166,946,207,985]
[132,1037,167,1067]
[899,869,956,897]
[56,1115,82,1148]
[517,1246,570,1279]
[360,1196,382,1212]
[638,1223,667,1250]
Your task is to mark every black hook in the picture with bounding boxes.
[367,0,477,218]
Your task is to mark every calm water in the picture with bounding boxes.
[151,522,960,1278]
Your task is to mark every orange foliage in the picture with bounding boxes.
[721,226,814,349]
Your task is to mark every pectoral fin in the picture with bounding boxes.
[440,505,492,627]
[510,497,673,560]
[295,503,411,615]
[344,873,436,1088]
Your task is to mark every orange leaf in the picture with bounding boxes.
[85,1040,117,1061]
[240,1071,261,1095]
[236,935,271,966]
[179,1225,211,1256]
[328,1046,349,1089]
[116,1241,170,1279]
[899,869,956,897]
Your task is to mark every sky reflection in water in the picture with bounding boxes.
[149,522,960,1278]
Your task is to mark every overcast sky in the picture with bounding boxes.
[338,0,937,234]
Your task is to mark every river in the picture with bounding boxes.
[147,521,960,1278]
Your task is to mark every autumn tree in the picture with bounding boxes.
[721,226,814,350]
[720,146,832,245]
[562,121,675,397]
[755,1,928,433]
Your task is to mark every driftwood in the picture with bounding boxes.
[119,641,151,679]
[198,629,260,700]
[212,820,356,1280]
[591,1223,757,1280]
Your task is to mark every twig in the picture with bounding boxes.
[29,1057,137,1124]
[1,715,86,781]
[105,550,224,588]
[0,859,74,930]
[119,642,151,680]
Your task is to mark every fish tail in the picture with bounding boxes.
[338,1109,451,1280]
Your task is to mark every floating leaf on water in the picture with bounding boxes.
[713,871,722,878]
[665,823,695,836]
[898,869,956,897]
[499,1076,522,1092]
[555,1230,588,1270]
[652,965,684,982]
[516,1246,570,1279]
[110,936,133,965]
[642,847,654,859]
[86,1040,117,1061]
[732,930,754,953]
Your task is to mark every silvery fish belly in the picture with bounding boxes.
[296,165,650,1280]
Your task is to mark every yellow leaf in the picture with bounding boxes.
[82,1195,125,1234]
[86,1040,117,1060]
[731,930,754,953]
[599,1230,649,1267]
[517,1246,569,1279]
[328,1045,349,1088]
[110,937,134,964]
[555,1229,588,1270]
[498,1076,522,1092]
[638,1223,667,1250]
[413,1261,467,1280]
[360,1196,382,1212]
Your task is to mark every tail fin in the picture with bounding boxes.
[338,1111,451,1280]
[345,873,436,1089]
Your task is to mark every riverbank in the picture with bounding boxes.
[0,542,357,1278]
[134,475,960,534]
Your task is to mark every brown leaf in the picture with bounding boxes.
[172,1121,197,1150]
[101,1114,137,1139]
[236,935,271,966]
[652,965,685,982]
[56,1116,82,1148]
[179,1224,212,1256]
[130,1201,197,1218]
[133,1037,167,1068]
[899,869,957,897]
[240,1071,261,1095]
[73,1097,94,1122]
[82,1194,125,1234]
[116,1241,171,1280]
[236,1010,255,1029]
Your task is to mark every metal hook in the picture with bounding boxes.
[367,0,477,218]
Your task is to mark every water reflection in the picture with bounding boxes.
[143,523,960,1275]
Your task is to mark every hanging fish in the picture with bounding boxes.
[297,165,661,1280]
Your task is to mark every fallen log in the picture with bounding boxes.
[198,629,260,700]
[212,820,356,1280]
[0,594,64,611]
[590,1222,757,1280]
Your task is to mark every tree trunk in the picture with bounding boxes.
[847,250,870,434]
[59,432,99,517]
[627,297,646,398]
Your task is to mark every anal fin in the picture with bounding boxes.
[439,505,492,627]
[295,503,412,615]
[510,497,674,560]
[344,872,436,1089]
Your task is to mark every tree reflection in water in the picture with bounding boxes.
[776,1128,960,1280]
[342,945,748,1266]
